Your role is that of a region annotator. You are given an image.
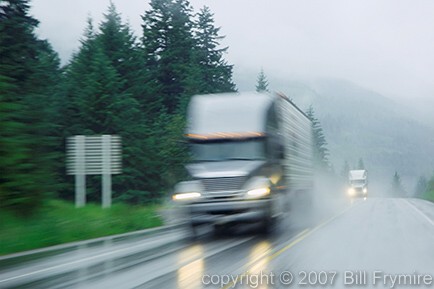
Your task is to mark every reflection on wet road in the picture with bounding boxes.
[81,198,434,289]
[3,198,434,289]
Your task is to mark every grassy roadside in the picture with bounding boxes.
[423,190,434,202]
[0,200,163,256]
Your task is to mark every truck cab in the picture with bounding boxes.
[172,92,313,235]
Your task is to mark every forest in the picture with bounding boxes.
[1,0,236,215]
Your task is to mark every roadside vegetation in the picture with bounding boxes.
[1,1,234,214]
[0,200,162,255]
[420,176,434,202]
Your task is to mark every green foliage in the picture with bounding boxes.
[421,175,434,201]
[96,3,147,102]
[1,1,236,214]
[142,0,197,114]
[414,175,427,198]
[256,68,269,92]
[305,105,329,171]
[0,0,61,214]
[0,200,162,255]
[62,14,151,203]
[193,6,236,94]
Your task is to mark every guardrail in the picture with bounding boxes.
[0,224,180,263]
[0,223,189,288]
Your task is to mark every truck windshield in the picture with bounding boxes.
[191,139,266,162]
[351,180,366,185]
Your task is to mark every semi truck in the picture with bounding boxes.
[347,170,368,198]
[172,92,314,235]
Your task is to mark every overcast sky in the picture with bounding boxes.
[30,0,434,100]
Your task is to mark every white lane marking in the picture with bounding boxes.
[405,199,434,227]
[0,232,185,284]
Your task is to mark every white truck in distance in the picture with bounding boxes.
[348,170,368,198]
[172,92,314,236]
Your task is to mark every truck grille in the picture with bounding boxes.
[201,177,246,192]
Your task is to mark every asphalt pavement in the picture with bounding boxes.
[2,197,434,289]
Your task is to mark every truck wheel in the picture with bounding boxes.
[188,223,199,240]
[213,224,227,237]
[259,216,275,235]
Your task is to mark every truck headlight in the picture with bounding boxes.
[172,192,201,201]
[348,188,355,196]
[246,187,270,199]
[363,188,367,194]
[172,181,202,202]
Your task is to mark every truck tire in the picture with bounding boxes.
[259,213,275,235]
[188,223,199,240]
[213,224,227,237]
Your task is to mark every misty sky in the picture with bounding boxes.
[30,0,434,101]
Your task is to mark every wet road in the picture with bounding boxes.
[2,198,434,289]
[77,198,434,289]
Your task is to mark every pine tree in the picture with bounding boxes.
[193,6,235,94]
[142,0,197,114]
[0,0,61,214]
[96,2,147,100]
[305,105,329,170]
[341,160,350,180]
[414,176,427,198]
[357,158,365,170]
[391,171,405,197]
[0,0,39,89]
[256,68,269,92]
[64,18,143,201]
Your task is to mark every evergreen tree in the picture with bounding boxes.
[142,0,197,114]
[305,105,329,170]
[96,2,147,101]
[425,175,434,200]
[63,18,149,202]
[357,158,365,170]
[0,0,61,214]
[193,6,235,94]
[256,68,269,92]
[391,171,405,197]
[341,160,350,180]
[414,176,427,198]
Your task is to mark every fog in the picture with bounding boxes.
[4,2,434,287]
[31,0,434,101]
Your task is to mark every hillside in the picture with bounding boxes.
[236,75,434,193]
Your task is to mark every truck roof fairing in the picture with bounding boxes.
[186,92,274,136]
[349,170,367,180]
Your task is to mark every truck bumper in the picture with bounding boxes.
[184,200,271,226]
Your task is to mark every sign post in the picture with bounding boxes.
[102,135,112,208]
[75,136,86,208]
[67,135,121,208]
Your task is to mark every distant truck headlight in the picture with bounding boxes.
[246,187,270,199]
[172,192,201,201]
[348,188,355,196]
[363,188,368,194]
